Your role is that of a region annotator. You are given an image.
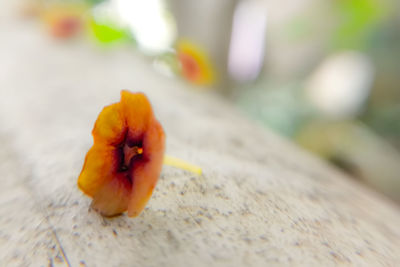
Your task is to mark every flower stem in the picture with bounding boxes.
[163,155,202,175]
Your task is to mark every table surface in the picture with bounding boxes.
[1,2,400,266]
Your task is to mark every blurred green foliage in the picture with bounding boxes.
[90,19,132,44]
[333,0,388,50]
[85,0,106,5]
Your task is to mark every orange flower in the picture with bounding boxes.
[78,91,165,217]
[177,40,216,86]
[41,4,87,39]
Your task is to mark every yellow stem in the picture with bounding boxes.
[163,155,202,175]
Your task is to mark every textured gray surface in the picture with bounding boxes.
[1,2,400,266]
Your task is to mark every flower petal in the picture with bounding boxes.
[128,119,165,217]
[120,91,152,141]
[77,144,116,197]
[91,173,131,217]
[92,103,126,145]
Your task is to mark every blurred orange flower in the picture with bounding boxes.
[78,91,165,217]
[41,4,87,39]
[177,40,216,86]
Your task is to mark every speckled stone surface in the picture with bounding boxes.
[1,2,400,266]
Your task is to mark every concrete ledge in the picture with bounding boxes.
[0,7,400,266]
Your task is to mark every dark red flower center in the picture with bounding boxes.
[116,132,143,184]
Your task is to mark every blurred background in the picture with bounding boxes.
[17,0,400,201]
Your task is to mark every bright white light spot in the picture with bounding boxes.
[114,0,176,54]
[306,51,374,119]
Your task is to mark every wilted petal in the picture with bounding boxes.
[92,103,126,145]
[78,144,116,197]
[128,120,165,217]
[91,173,131,217]
[120,90,152,141]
